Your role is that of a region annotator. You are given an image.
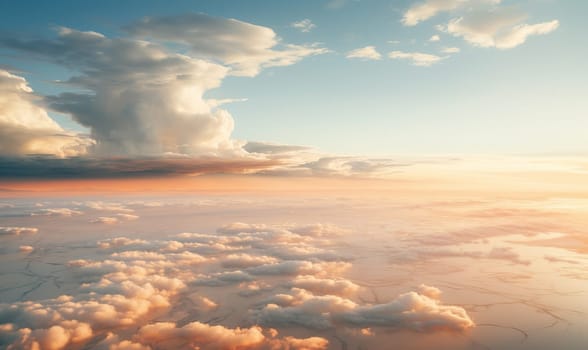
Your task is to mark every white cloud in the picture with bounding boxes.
[0,70,92,157]
[126,13,327,77]
[429,34,441,42]
[221,253,278,268]
[346,46,382,61]
[0,222,476,349]
[388,51,443,66]
[291,19,316,33]
[253,286,474,331]
[446,14,559,49]
[0,226,38,235]
[1,14,326,158]
[31,208,83,217]
[402,0,470,26]
[289,275,360,297]
[403,1,558,49]
[441,46,461,53]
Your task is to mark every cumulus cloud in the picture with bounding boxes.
[0,14,325,160]
[253,286,474,332]
[346,46,382,60]
[289,275,360,297]
[0,226,38,235]
[0,70,92,157]
[221,253,279,268]
[429,34,441,42]
[126,13,327,77]
[389,51,443,66]
[291,19,316,33]
[98,237,148,249]
[136,322,328,350]
[0,222,476,349]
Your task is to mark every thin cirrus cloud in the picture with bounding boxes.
[402,0,559,49]
[346,46,382,60]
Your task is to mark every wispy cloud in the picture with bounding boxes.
[388,50,443,66]
[291,19,316,33]
[346,46,382,60]
[403,0,559,49]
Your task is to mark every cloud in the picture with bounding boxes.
[19,245,34,253]
[404,1,559,49]
[31,208,83,216]
[0,14,325,160]
[0,156,279,179]
[89,216,119,224]
[91,213,139,224]
[117,213,139,221]
[346,46,382,61]
[253,286,474,332]
[98,237,148,249]
[403,1,559,49]
[136,322,328,350]
[136,322,265,349]
[388,51,444,66]
[291,19,316,33]
[289,275,360,297]
[243,141,312,155]
[126,13,327,77]
[429,34,441,42]
[0,221,479,349]
[0,226,38,235]
[221,253,279,268]
[0,70,93,158]
[445,12,559,49]
[441,46,461,53]
[402,0,469,26]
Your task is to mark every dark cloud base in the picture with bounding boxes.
[0,156,279,179]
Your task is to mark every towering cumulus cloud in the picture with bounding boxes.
[0,70,92,157]
[0,14,326,158]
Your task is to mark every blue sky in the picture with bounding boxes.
[1,0,586,158]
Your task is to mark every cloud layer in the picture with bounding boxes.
[0,222,474,349]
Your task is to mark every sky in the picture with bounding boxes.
[2,2,588,350]
[0,0,586,178]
